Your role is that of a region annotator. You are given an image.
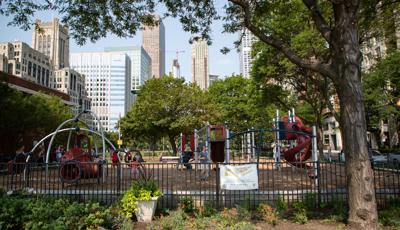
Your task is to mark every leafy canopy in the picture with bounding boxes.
[120,77,218,152]
[363,51,400,129]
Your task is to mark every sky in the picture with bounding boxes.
[0,4,240,83]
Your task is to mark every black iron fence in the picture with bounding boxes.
[1,160,399,209]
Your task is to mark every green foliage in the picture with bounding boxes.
[293,209,308,224]
[379,206,400,227]
[120,77,218,153]
[256,203,278,225]
[320,196,348,222]
[0,195,114,230]
[179,196,195,214]
[207,75,274,132]
[0,84,73,154]
[291,201,308,224]
[158,209,187,230]
[0,194,31,229]
[120,180,162,219]
[196,202,216,218]
[235,204,252,222]
[304,193,317,210]
[363,50,400,131]
[274,195,288,213]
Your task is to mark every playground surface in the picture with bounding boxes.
[1,157,397,193]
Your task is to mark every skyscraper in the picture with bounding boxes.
[70,52,131,132]
[32,18,69,70]
[191,39,209,90]
[142,15,165,78]
[171,59,180,78]
[104,46,151,92]
[239,29,256,79]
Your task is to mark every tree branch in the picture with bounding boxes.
[229,0,336,79]
[302,0,332,44]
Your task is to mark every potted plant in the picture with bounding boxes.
[120,170,162,222]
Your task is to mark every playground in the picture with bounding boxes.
[1,110,399,209]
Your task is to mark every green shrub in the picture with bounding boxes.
[233,221,255,230]
[257,203,278,225]
[196,202,216,217]
[179,196,195,214]
[275,195,288,213]
[379,206,400,227]
[159,209,186,230]
[219,208,239,226]
[236,204,251,222]
[293,209,308,224]
[120,179,162,219]
[0,195,115,230]
[304,193,317,210]
[0,195,31,229]
[239,196,252,211]
[321,196,348,222]
[291,201,308,224]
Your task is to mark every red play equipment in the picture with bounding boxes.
[59,133,103,184]
[281,116,312,168]
[209,125,226,163]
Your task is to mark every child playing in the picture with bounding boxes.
[130,158,140,179]
[111,150,119,167]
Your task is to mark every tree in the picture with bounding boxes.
[120,77,217,154]
[251,31,335,156]
[1,0,390,227]
[0,83,72,156]
[207,75,274,132]
[363,51,400,148]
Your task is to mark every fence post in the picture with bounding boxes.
[312,125,320,206]
[317,160,321,207]
[225,127,230,163]
[117,163,121,193]
[216,162,220,209]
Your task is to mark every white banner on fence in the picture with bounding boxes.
[220,164,258,190]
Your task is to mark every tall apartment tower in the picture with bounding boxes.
[239,29,256,78]
[191,39,209,90]
[32,18,69,70]
[142,15,165,78]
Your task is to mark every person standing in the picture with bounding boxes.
[199,146,210,180]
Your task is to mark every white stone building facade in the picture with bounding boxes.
[0,41,54,88]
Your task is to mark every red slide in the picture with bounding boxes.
[281,116,312,169]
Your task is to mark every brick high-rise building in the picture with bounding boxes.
[32,18,69,70]
[142,15,165,78]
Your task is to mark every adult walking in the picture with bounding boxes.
[199,145,210,180]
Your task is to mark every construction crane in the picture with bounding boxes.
[166,50,185,61]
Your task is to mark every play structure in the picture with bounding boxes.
[23,110,118,184]
[275,110,314,168]
[193,125,229,163]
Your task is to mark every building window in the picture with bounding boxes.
[38,66,42,84]
[28,61,32,76]
[324,135,330,145]
[32,63,36,78]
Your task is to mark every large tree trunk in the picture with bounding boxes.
[337,79,378,229]
[168,135,177,155]
[332,4,378,228]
